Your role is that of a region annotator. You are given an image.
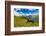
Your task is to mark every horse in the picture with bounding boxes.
[26,19,34,24]
[23,16,34,24]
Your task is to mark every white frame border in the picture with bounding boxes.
[11,5,42,32]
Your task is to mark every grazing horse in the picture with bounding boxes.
[23,15,34,23]
[26,19,34,23]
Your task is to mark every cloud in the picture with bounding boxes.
[14,8,39,16]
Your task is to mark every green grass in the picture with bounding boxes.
[14,16,39,27]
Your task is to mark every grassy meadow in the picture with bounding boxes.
[14,16,39,27]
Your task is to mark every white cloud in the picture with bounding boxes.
[14,10,38,16]
[14,11,22,16]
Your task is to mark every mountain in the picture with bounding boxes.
[22,15,39,22]
[24,15,32,19]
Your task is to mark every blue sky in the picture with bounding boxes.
[14,8,39,16]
